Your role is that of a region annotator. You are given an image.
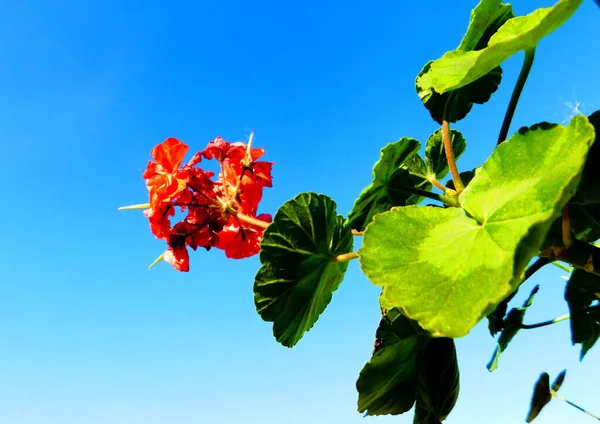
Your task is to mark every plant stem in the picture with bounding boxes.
[442,95,464,191]
[352,230,364,236]
[551,391,600,421]
[520,314,570,329]
[563,205,575,248]
[237,213,270,229]
[394,184,459,207]
[540,241,600,277]
[551,261,572,273]
[523,257,550,284]
[333,251,359,262]
[430,176,450,192]
[497,48,536,145]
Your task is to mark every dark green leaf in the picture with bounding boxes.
[425,129,466,180]
[416,63,502,124]
[543,203,600,250]
[573,110,600,205]
[360,116,595,338]
[526,373,552,423]
[487,289,518,336]
[551,370,566,392]
[254,193,353,347]
[487,285,539,371]
[356,310,427,416]
[413,338,460,424]
[565,269,600,359]
[348,138,430,231]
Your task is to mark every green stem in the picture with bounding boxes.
[497,48,536,145]
[237,213,270,229]
[523,257,550,284]
[394,184,459,207]
[333,251,359,262]
[551,391,600,421]
[520,314,570,329]
[551,261,572,273]
[441,94,464,191]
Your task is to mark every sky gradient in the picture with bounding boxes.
[1,1,600,423]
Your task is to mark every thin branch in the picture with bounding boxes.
[540,241,600,277]
[523,257,550,284]
[497,48,536,145]
[562,204,575,248]
[551,391,600,421]
[394,183,459,207]
[236,213,270,229]
[519,314,570,329]
[430,176,451,192]
[332,251,359,262]
[441,95,464,191]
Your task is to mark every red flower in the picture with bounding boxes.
[216,214,272,259]
[163,246,190,272]
[143,138,190,210]
[140,134,273,271]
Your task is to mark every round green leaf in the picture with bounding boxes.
[415,1,512,124]
[360,116,595,338]
[457,1,514,52]
[348,138,430,231]
[421,0,583,94]
[254,192,353,347]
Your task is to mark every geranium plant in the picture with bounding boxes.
[121,0,600,421]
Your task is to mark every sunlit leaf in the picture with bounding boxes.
[420,0,583,94]
[415,0,512,124]
[254,193,353,347]
[360,116,595,337]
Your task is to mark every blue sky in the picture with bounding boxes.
[1,1,599,423]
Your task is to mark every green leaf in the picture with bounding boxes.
[526,372,552,423]
[254,193,353,347]
[416,63,502,124]
[360,116,595,338]
[425,129,466,180]
[356,309,427,416]
[413,338,460,424]
[565,269,600,358]
[551,370,567,392]
[348,138,431,231]
[487,285,539,371]
[415,1,513,124]
[573,110,600,205]
[420,0,583,94]
[457,1,515,51]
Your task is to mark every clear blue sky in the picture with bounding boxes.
[1,1,599,423]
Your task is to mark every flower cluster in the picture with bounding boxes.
[141,134,273,271]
